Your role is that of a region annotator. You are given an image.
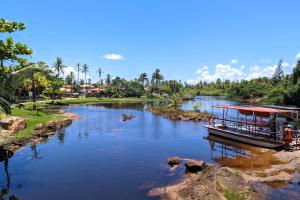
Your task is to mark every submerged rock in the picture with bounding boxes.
[167,156,182,166]
[185,159,206,173]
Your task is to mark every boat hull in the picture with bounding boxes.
[205,126,284,148]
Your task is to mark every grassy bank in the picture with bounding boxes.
[22,97,165,108]
[11,108,63,139]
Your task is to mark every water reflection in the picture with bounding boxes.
[0,148,18,200]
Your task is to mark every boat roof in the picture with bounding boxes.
[214,105,291,114]
[263,105,300,111]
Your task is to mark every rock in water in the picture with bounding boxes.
[185,160,206,173]
[167,156,182,166]
[121,114,135,121]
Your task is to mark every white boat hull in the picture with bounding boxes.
[205,125,284,148]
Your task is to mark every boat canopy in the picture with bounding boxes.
[214,105,290,117]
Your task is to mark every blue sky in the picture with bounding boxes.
[2,0,300,83]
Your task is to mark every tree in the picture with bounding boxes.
[106,74,112,85]
[65,72,75,85]
[0,18,32,68]
[168,94,182,110]
[82,64,89,96]
[97,67,103,94]
[138,73,148,86]
[272,59,284,84]
[151,69,164,93]
[76,63,81,84]
[124,81,144,97]
[292,60,300,84]
[52,57,66,78]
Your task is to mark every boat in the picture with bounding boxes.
[204,105,300,148]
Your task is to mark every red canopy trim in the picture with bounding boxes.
[215,105,290,117]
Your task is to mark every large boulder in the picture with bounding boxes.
[185,159,206,173]
[167,156,182,166]
[0,117,26,133]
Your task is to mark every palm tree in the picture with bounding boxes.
[151,69,164,93]
[138,73,148,86]
[76,63,81,85]
[37,61,49,69]
[52,57,66,78]
[82,64,89,96]
[97,67,103,95]
[106,74,112,85]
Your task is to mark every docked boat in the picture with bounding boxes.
[204,105,300,148]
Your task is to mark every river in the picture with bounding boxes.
[0,96,299,199]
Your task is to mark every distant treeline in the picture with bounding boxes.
[186,60,300,107]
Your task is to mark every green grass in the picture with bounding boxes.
[11,108,63,139]
[223,187,245,200]
[147,106,211,116]
[22,97,164,108]
[197,88,226,96]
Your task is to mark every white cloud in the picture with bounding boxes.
[192,64,245,83]
[296,53,300,60]
[245,65,276,80]
[53,66,92,81]
[230,59,238,64]
[103,53,124,60]
[187,61,292,85]
[282,62,289,68]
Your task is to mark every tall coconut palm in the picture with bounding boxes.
[76,63,81,85]
[138,73,148,86]
[52,57,66,78]
[151,69,164,93]
[82,64,89,96]
[97,67,103,95]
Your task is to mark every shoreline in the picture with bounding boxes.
[152,145,300,199]
[0,111,81,151]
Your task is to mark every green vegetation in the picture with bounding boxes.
[223,186,245,200]
[187,59,300,106]
[48,97,163,105]
[11,108,63,139]
[148,106,210,117]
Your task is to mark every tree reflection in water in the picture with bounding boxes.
[57,129,66,144]
[0,147,19,200]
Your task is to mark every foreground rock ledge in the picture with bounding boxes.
[151,165,262,200]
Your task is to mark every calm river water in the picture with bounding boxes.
[0,96,299,200]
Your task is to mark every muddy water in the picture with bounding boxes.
[0,96,298,199]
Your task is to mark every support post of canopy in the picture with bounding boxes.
[275,113,278,141]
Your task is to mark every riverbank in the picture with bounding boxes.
[147,106,212,121]
[150,146,300,200]
[0,108,80,148]
[150,159,262,200]
[22,97,165,108]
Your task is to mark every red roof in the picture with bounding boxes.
[215,105,290,114]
